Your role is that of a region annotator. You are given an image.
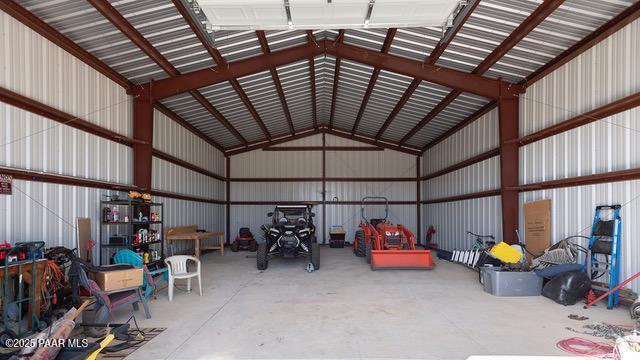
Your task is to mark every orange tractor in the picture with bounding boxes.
[354,197,435,270]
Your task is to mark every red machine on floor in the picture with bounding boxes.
[353,197,435,270]
[231,227,257,252]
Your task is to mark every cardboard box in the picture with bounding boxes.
[523,199,551,262]
[93,267,143,291]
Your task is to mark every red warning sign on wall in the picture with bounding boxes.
[0,174,12,195]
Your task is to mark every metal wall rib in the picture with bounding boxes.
[332,60,374,130]
[277,60,314,131]
[237,70,290,136]
[357,70,413,137]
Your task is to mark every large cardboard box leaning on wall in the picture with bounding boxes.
[523,199,551,263]
[94,267,143,291]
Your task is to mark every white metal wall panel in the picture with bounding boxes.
[327,182,415,202]
[231,149,322,178]
[153,109,225,175]
[232,182,322,202]
[423,108,499,174]
[0,13,132,137]
[0,103,133,184]
[325,149,416,178]
[424,196,503,250]
[521,107,640,185]
[520,181,640,292]
[520,19,640,137]
[152,158,225,200]
[424,157,500,200]
[0,179,125,252]
[154,196,225,253]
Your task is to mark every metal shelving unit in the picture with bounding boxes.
[99,200,164,265]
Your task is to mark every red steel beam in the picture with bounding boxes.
[421,148,500,181]
[88,0,247,147]
[133,92,154,191]
[375,79,421,140]
[307,31,318,129]
[376,1,480,141]
[154,103,225,152]
[326,41,518,100]
[498,97,519,245]
[523,1,640,87]
[0,0,131,89]
[263,146,383,152]
[228,80,272,140]
[152,149,226,182]
[427,0,481,64]
[423,101,497,151]
[226,128,321,156]
[226,156,231,244]
[329,30,345,129]
[351,28,397,134]
[257,30,295,135]
[403,0,563,145]
[230,177,414,182]
[519,92,640,146]
[0,86,137,147]
[421,190,501,204]
[511,168,640,193]
[327,128,422,156]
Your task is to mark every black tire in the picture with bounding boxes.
[0,330,16,348]
[249,241,258,252]
[311,242,320,270]
[257,242,268,270]
[366,242,372,264]
[354,230,365,257]
[231,242,239,252]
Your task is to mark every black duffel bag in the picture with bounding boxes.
[542,270,591,306]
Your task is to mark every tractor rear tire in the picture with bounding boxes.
[231,242,239,252]
[257,243,268,270]
[311,242,320,270]
[366,242,372,264]
[249,241,258,252]
[354,230,365,257]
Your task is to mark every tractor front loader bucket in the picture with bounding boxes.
[370,249,436,270]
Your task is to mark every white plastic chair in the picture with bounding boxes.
[164,255,202,302]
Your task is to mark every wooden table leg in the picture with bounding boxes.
[195,238,201,259]
[220,234,224,256]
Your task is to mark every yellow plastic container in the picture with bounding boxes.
[489,242,523,264]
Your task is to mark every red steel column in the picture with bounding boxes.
[322,132,326,245]
[226,156,231,245]
[133,89,154,190]
[416,156,421,246]
[498,95,519,244]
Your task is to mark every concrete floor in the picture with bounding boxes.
[111,247,633,359]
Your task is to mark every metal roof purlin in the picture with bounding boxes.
[350,28,397,135]
[257,30,296,135]
[399,0,565,145]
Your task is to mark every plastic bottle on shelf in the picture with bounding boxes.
[112,206,120,222]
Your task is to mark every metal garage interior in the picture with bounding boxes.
[1,0,640,358]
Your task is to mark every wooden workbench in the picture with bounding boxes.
[165,226,224,258]
[0,259,47,330]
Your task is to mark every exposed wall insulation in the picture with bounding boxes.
[0,12,132,136]
[424,196,503,250]
[153,109,225,175]
[422,108,498,174]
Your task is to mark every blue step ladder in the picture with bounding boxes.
[587,205,622,309]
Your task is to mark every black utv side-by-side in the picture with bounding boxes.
[257,204,320,271]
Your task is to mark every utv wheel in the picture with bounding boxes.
[231,242,239,252]
[249,241,258,252]
[365,242,372,264]
[257,242,268,270]
[311,242,320,270]
[354,230,365,257]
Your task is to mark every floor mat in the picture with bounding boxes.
[96,327,166,360]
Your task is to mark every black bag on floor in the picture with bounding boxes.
[542,270,591,306]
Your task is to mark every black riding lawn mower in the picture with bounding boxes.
[257,205,320,271]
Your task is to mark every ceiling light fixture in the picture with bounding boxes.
[284,0,294,29]
[364,0,375,28]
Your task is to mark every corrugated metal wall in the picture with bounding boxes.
[518,18,640,291]
[0,15,226,257]
[422,108,502,249]
[229,133,418,243]
[423,19,640,291]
